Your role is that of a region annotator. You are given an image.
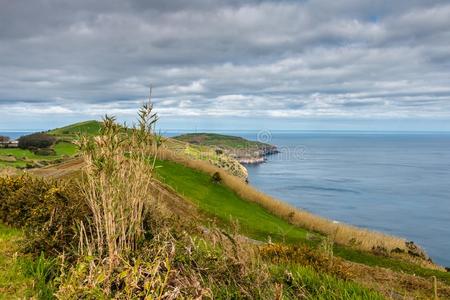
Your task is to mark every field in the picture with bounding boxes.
[0,142,78,168]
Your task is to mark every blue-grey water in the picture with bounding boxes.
[239,131,450,267]
[165,130,450,266]
[0,131,31,140]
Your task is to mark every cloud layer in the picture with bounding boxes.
[1,0,450,129]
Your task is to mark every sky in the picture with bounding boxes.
[1,0,450,131]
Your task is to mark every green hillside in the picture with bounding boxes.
[156,159,311,244]
[48,120,102,140]
[175,132,269,149]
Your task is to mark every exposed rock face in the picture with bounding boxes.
[209,154,249,179]
[230,145,279,165]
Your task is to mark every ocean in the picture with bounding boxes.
[163,130,450,266]
[238,131,450,267]
[0,131,31,140]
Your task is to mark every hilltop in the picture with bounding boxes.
[1,118,450,299]
[174,132,279,164]
[47,120,102,140]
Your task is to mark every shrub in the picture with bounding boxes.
[18,133,56,150]
[0,175,90,256]
[33,148,56,156]
[211,171,222,183]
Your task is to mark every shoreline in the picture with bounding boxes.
[158,148,441,270]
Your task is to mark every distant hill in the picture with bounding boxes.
[174,133,278,164]
[48,121,249,179]
[48,120,102,139]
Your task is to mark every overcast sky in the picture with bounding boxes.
[1,0,450,131]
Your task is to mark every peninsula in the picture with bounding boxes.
[174,132,279,164]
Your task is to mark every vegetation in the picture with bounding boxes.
[48,120,102,140]
[174,132,278,163]
[174,132,269,149]
[0,142,78,168]
[0,106,449,298]
[0,224,31,298]
[18,133,56,150]
[155,159,311,244]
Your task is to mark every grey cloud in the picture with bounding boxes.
[1,0,450,127]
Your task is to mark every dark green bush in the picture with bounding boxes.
[18,133,56,150]
[211,171,222,183]
[33,148,56,156]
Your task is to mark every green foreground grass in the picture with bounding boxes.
[270,264,384,300]
[0,224,56,299]
[155,159,450,286]
[0,224,30,299]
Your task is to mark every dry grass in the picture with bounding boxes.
[76,103,160,262]
[342,260,450,299]
[158,148,422,256]
[0,167,18,177]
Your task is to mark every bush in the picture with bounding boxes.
[18,133,56,150]
[211,171,222,183]
[33,148,56,156]
[0,175,90,256]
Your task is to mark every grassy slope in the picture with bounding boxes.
[174,132,270,149]
[156,159,310,244]
[270,264,385,300]
[48,120,102,139]
[0,224,31,299]
[155,159,450,286]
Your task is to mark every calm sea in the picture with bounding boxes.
[238,131,450,267]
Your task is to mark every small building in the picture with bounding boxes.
[0,140,18,148]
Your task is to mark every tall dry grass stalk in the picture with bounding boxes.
[158,149,419,255]
[77,102,159,262]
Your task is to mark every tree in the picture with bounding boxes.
[18,133,56,149]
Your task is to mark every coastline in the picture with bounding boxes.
[158,147,440,270]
